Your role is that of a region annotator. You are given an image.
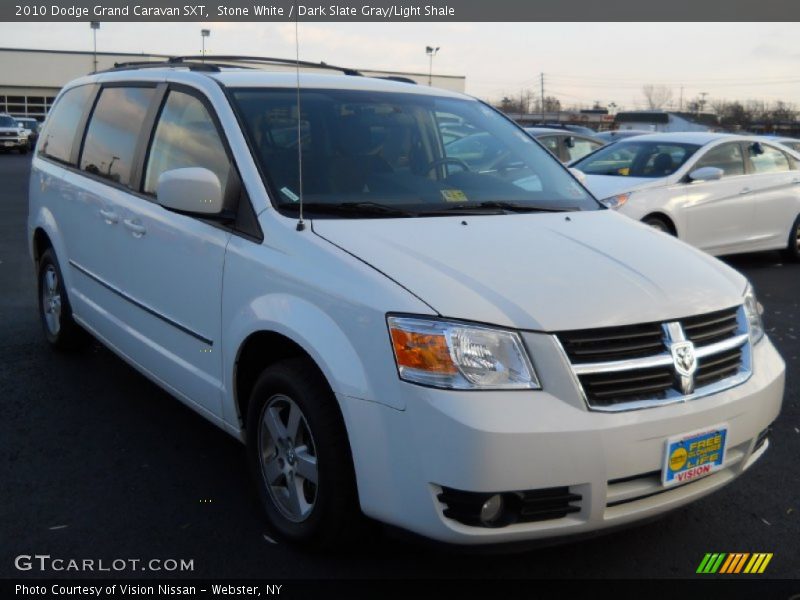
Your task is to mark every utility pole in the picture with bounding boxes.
[201,29,210,62]
[699,92,708,113]
[540,72,545,122]
[679,86,683,111]
[425,46,440,86]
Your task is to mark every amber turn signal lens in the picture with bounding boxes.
[390,327,457,374]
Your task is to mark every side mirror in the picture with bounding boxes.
[156,167,224,215]
[688,166,724,182]
[569,167,587,184]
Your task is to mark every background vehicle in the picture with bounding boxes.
[0,113,29,154]
[572,132,800,259]
[28,60,784,550]
[525,127,605,163]
[774,137,800,153]
[530,122,597,136]
[16,117,40,148]
[594,129,651,143]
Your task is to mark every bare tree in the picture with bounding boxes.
[641,84,674,110]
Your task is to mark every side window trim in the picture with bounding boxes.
[130,83,168,194]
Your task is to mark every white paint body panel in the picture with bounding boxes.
[28,71,786,544]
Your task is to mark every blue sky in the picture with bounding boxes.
[1,21,798,108]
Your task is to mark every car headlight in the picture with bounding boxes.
[600,192,631,209]
[743,284,764,344]
[387,316,539,390]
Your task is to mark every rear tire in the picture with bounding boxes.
[642,215,674,235]
[246,357,365,549]
[37,248,88,350]
[785,215,800,262]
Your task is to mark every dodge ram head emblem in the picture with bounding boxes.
[670,341,697,395]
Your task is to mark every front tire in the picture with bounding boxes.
[785,215,800,262]
[642,215,674,235]
[246,358,363,549]
[18,145,28,155]
[37,248,88,350]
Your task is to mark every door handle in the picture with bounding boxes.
[739,187,751,195]
[123,218,146,237]
[99,208,119,224]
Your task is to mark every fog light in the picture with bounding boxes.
[480,494,505,525]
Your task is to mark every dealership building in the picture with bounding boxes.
[0,47,466,120]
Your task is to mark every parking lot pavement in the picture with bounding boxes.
[1,153,797,579]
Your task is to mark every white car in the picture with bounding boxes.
[0,113,29,154]
[28,60,784,548]
[572,132,800,259]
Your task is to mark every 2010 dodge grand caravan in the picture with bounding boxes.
[28,58,785,548]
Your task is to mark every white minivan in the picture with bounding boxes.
[28,59,785,548]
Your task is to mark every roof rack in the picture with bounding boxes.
[106,59,225,73]
[167,55,362,76]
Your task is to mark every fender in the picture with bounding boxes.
[222,293,398,431]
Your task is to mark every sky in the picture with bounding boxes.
[1,21,799,109]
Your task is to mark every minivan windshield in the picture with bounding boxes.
[231,88,599,217]
[573,140,701,178]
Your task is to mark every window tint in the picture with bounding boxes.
[693,143,745,177]
[39,85,94,164]
[748,143,791,174]
[144,91,231,195]
[80,86,155,187]
[566,138,602,163]
[538,136,561,156]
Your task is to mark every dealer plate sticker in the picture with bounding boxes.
[662,424,728,487]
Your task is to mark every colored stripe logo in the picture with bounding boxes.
[697,553,773,574]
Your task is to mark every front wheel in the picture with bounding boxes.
[785,215,800,262]
[18,145,28,155]
[642,216,674,235]
[246,358,364,549]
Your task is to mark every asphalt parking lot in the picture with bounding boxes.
[1,152,798,579]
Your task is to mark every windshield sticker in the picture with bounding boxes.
[280,187,300,203]
[441,189,468,202]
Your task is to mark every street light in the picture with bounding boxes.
[201,29,210,61]
[425,46,439,86]
[90,21,100,73]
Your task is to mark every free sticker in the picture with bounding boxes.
[441,189,468,203]
[662,424,727,487]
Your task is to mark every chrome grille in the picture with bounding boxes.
[557,306,751,412]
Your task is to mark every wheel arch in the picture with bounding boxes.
[642,211,679,236]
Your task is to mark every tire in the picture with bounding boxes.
[18,145,28,155]
[784,215,800,262]
[37,248,88,350]
[642,215,674,235]
[246,357,364,549]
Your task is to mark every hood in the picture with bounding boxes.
[583,175,665,201]
[313,210,746,332]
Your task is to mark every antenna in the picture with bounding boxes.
[294,2,306,232]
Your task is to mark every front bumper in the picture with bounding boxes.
[339,335,784,544]
[0,137,26,149]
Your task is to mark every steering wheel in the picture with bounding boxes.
[425,157,472,176]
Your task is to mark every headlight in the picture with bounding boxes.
[743,284,764,344]
[387,316,539,390]
[600,192,631,209]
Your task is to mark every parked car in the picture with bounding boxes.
[29,63,784,549]
[572,132,800,259]
[531,122,597,136]
[594,129,651,143]
[0,113,29,154]
[16,117,41,148]
[525,127,605,163]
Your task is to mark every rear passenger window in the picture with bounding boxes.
[749,143,791,174]
[80,86,155,187]
[694,143,745,177]
[39,85,94,164]
[144,91,231,195]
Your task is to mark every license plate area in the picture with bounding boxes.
[662,424,728,487]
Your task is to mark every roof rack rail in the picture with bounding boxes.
[167,55,362,76]
[105,60,224,73]
[376,76,417,85]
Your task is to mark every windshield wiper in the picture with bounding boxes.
[429,201,573,214]
[279,202,417,218]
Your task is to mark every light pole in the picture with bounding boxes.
[425,46,439,86]
[201,29,210,62]
[90,21,100,73]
